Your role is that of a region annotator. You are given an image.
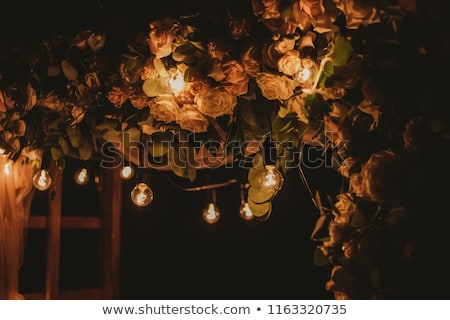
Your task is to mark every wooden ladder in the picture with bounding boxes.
[23,162,122,299]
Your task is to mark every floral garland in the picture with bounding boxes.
[2,0,443,299]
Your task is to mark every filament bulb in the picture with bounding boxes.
[239,202,253,221]
[131,182,154,207]
[120,165,135,180]
[33,169,52,191]
[203,202,220,224]
[257,165,284,192]
[74,168,89,185]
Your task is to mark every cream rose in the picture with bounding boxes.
[277,50,302,76]
[334,0,380,29]
[196,87,238,118]
[176,105,209,133]
[147,18,175,58]
[223,60,249,96]
[256,72,296,100]
[150,94,181,123]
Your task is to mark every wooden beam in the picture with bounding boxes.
[28,216,102,229]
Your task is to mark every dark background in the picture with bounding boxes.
[10,0,340,299]
[8,0,450,300]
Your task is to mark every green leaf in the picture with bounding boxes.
[51,146,62,161]
[58,136,69,155]
[153,58,169,77]
[78,140,92,160]
[310,215,329,240]
[304,93,331,121]
[318,60,334,88]
[248,201,272,218]
[61,59,79,80]
[121,127,141,147]
[313,246,330,267]
[66,126,82,148]
[148,132,172,157]
[331,37,353,67]
[248,186,276,204]
[172,43,196,63]
[142,77,169,97]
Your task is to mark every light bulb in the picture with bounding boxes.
[168,69,185,94]
[74,168,89,185]
[257,165,284,192]
[33,169,52,191]
[299,67,311,82]
[120,165,134,180]
[202,202,220,224]
[239,202,253,221]
[131,182,153,207]
[3,160,12,176]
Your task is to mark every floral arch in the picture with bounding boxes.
[1,0,450,299]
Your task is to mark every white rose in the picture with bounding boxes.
[150,94,181,123]
[277,50,302,76]
[256,72,296,100]
[196,87,238,118]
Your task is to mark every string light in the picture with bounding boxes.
[203,202,220,224]
[120,165,135,180]
[257,165,284,192]
[131,182,153,207]
[74,167,89,185]
[32,169,52,191]
[168,68,185,94]
[239,202,253,221]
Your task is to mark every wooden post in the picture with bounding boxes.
[45,161,62,300]
[99,166,122,299]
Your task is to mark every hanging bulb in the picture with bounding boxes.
[299,67,311,82]
[74,167,89,185]
[239,202,253,221]
[168,68,185,94]
[257,165,284,192]
[131,182,154,207]
[120,165,135,180]
[33,169,52,191]
[203,202,220,224]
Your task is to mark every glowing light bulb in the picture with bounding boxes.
[299,68,311,82]
[257,165,284,192]
[131,182,153,207]
[120,165,134,180]
[4,160,12,176]
[0,148,5,155]
[239,202,253,221]
[74,168,89,185]
[33,169,52,191]
[203,202,220,224]
[168,69,185,94]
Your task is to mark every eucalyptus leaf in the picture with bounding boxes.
[248,186,276,204]
[313,246,330,267]
[78,140,93,160]
[66,126,82,148]
[248,200,272,218]
[310,215,329,240]
[61,59,79,80]
[332,37,354,67]
[58,136,69,155]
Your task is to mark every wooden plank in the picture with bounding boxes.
[45,161,62,300]
[99,167,122,299]
[28,216,102,229]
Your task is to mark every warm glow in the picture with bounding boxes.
[168,69,185,93]
[258,165,284,192]
[74,168,89,185]
[3,160,12,176]
[33,169,52,191]
[0,148,5,155]
[203,202,220,224]
[239,202,253,221]
[131,182,154,207]
[120,165,134,180]
[299,67,311,82]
